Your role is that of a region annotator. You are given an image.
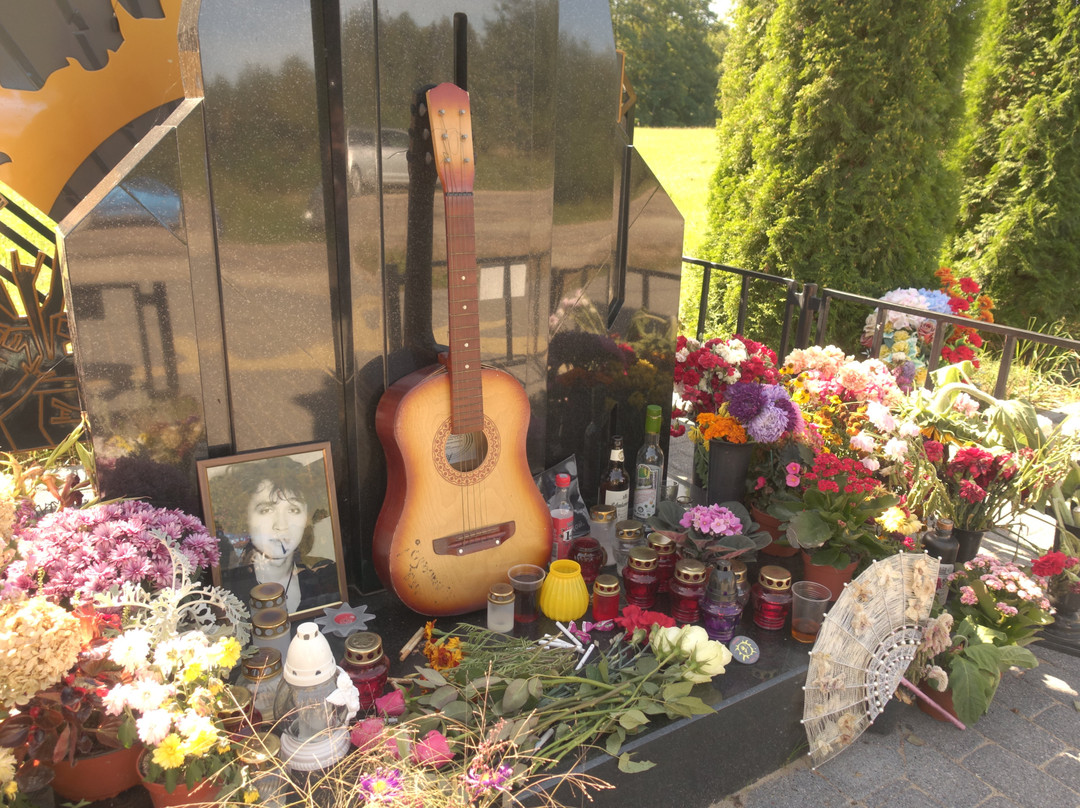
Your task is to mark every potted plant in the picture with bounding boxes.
[767,452,899,589]
[1031,548,1080,617]
[676,502,773,565]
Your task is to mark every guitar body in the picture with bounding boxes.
[374,363,552,615]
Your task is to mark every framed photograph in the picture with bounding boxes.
[197,442,347,620]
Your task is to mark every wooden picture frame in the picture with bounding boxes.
[197,442,347,620]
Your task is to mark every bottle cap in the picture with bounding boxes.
[615,519,644,539]
[344,631,384,666]
[674,558,707,584]
[250,582,286,609]
[646,532,675,556]
[627,546,658,570]
[487,582,515,605]
[241,647,283,681]
[590,504,616,523]
[593,574,620,596]
[555,472,571,488]
[729,559,748,585]
[644,404,662,434]
[252,606,289,632]
[936,518,953,533]
[759,565,792,590]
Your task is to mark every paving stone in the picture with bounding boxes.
[1030,701,1080,749]
[993,666,1067,715]
[900,739,994,807]
[960,743,1080,808]
[972,798,1023,808]
[1045,751,1080,795]
[904,704,993,761]
[870,783,945,808]
[970,705,1064,766]
[737,764,853,808]
[815,736,906,801]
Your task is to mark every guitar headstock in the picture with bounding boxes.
[426,83,475,194]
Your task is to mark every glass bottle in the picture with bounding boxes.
[701,562,744,643]
[598,435,630,521]
[240,647,283,723]
[613,519,644,570]
[342,632,390,711]
[622,546,660,608]
[669,558,708,624]
[646,532,676,593]
[549,472,574,561]
[592,574,621,622]
[588,504,617,565]
[751,565,793,631]
[632,404,665,520]
[729,559,751,607]
[570,537,605,587]
[922,517,958,605]
[252,607,292,662]
[486,582,515,634]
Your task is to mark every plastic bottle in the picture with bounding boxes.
[632,404,665,520]
[549,472,574,561]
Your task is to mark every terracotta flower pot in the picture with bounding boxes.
[916,685,957,723]
[753,506,799,557]
[800,551,857,600]
[51,744,142,802]
[138,749,219,808]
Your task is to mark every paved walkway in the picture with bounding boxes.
[700,504,1080,808]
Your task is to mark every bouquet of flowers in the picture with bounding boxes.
[766,452,899,570]
[935,267,994,368]
[1030,550,1080,600]
[781,346,902,454]
[103,628,245,794]
[673,335,780,421]
[2,501,219,605]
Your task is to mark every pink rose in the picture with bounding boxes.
[374,688,406,717]
[350,717,386,750]
[412,730,454,769]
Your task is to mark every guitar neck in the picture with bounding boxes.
[445,191,483,434]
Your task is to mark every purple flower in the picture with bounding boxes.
[725,383,765,422]
[358,769,403,803]
[747,405,790,443]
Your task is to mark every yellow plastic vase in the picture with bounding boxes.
[539,560,590,622]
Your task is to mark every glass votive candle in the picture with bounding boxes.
[614,519,645,570]
[669,558,708,624]
[570,537,605,586]
[751,565,793,631]
[343,631,390,710]
[729,559,751,607]
[622,546,659,609]
[646,532,676,593]
[592,574,621,623]
[487,583,515,634]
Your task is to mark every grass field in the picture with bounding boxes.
[633,127,717,258]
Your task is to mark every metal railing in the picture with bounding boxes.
[684,256,1080,397]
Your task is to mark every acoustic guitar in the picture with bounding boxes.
[373,82,552,616]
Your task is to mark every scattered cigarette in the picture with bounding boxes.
[399,625,426,660]
[574,643,596,671]
[533,727,554,751]
[555,621,584,649]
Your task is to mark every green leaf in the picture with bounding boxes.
[441,700,470,723]
[605,727,626,757]
[674,695,713,715]
[662,680,695,701]
[635,657,660,676]
[428,685,460,711]
[598,658,610,684]
[788,510,833,548]
[501,679,530,714]
[117,714,137,749]
[637,698,668,715]
[949,656,994,726]
[617,752,657,774]
[617,709,649,730]
[414,666,448,687]
[527,676,544,701]
[964,644,1007,674]
[995,645,1038,670]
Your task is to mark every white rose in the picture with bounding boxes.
[649,625,682,657]
[689,639,732,678]
[676,625,710,657]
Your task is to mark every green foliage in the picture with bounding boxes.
[611,0,723,126]
[947,615,1037,726]
[947,0,1080,335]
[705,0,979,345]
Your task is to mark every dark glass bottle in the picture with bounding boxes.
[922,518,958,605]
[701,562,744,643]
[669,558,708,624]
[599,435,631,522]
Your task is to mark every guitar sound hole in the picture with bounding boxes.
[445,430,489,473]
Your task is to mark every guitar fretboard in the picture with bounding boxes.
[445,191,483,434]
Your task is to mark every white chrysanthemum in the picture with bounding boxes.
[109,628,153,673]
[865,401,896,432]
[136,708,174,746]
[717,342,748,366]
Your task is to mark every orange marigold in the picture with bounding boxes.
[696,411,747,444]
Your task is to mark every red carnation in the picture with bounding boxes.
[1032,551,1069,578]
[958,277,980,295]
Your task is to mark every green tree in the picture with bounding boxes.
[611,0,721,126]
[947,0,1080,335]
[704,0,979,344]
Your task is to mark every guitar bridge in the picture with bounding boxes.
[432,521,516,556]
